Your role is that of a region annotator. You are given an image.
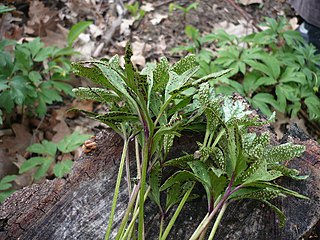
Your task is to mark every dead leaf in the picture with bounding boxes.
[66,99,94,119]
[213,19,253,37]
[25,0,60,37]
[1,123,32,155]
[238,0,263,5]
[141,3,155,12]
[150,13,167,25]
[120,18,135,35]
[289,17,299,30]
[131,41,146,67]
[12,154,34,187]
[0,149,17,179]
[51,108,71,143]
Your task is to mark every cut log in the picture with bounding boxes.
[0,124,319,240]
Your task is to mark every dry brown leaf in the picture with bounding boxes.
[238,0,263,5]
[131,41,146,67]
[41,24,68,47]
[25,0,59,37]
[51,109,71,143]
[289,17,299,30]
[273,112,308,140]
[0,149,17,179]
[213,19,253,37]
[141,3,155,12]
[120,18,135,35]
[150,13,167,25]
[1,123,32,155]
[12,154,34,187]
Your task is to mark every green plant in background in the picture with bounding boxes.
[125,2,145,20]
[173,17,320,122]
[19,131,91,180]
[0,131,91,202]
[0,21,91,126]
[72,43,307,239]
[0,175,16,202]
[169,2,199,27]
[0,5,15,14]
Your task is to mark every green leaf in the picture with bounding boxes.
[14,44,33,72]
[57,131,92,153]
[261,200,286,227]
[0,91,15,113]
[149,162,162,208]
[0,5,15,14]
[73,87,120,103]
[171,55,198,75]
[0,175,17,191]
[188,161,211,189]
[27,140,57,156]
[28,71,42,84]
[164,154,195,169]
[34,157,54,180]
[263,143,305,164]
[160,170,196,191]
[53,160,73,178]
[19,156,53,174]
[165,182,183,210]
[51,81,74,96]
[34,47,55,61]
[0,190,15,202]
[185,25,199,41]
[305,95,320,120]
[10,75,28,105]
[24,37,43,58]
[251,93,276,117]
[153,57,169,91]
[68,21,92,47]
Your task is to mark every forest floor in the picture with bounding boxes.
[0,0,307,190]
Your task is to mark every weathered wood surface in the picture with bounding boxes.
[0,125,319,240]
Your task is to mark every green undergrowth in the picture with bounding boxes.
[0,20,92,126]
[72,42,308,239]
[173,17,320,122]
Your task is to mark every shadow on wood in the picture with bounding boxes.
[0,124,319,240]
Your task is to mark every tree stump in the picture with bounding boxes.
[0,124,319,240]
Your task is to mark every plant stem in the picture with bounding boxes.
[125,146,132,196]
[189,172,235,240]
[202,124,210,147]
[114,182,141,240]
[105,139,129,240]
[121,186,151,240]
[138,138,150,240]
[211,128,225,148]
[208,202,228,240]
[160,182,195,240]
[135,137,141,179]
[159,213,164,240]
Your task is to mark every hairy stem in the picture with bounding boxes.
[114,182,141,240]
[138,138,151,240]
[105,138,129,240]
[158,213,165,240]
[121,186,151,240]
[208,201,228,240]
[190,172,235,240]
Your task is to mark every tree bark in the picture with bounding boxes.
[0,124,319,240]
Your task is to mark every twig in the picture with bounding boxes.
[224,0,263,31]
[154,0,175,8]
